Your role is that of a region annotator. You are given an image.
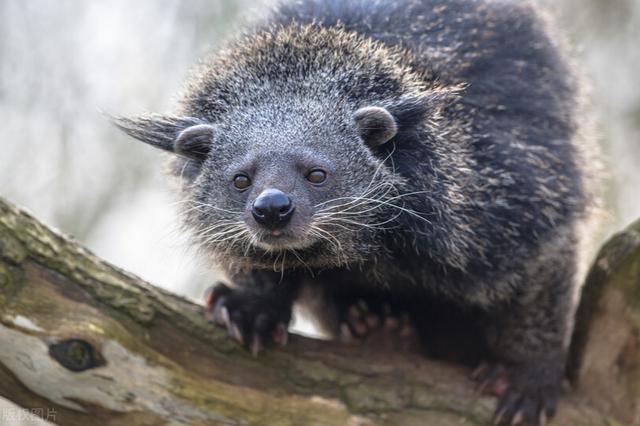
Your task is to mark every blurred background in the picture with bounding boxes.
[0,0,638,424]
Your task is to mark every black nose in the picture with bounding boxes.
[252,189,295,229]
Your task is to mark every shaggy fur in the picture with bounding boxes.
[114,1,599,424]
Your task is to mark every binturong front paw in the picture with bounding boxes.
[204,283,291,356]
[473,360,562,426]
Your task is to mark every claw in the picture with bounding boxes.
[510,411,523,425]
[471,363,489,380]
[273,322,289,347]
[477,374,494,394]
[479,361,560,426]
[473,363,509,397]
[251,334,263,357]
[211,304,230,326]
[494,408,506,425]
[220,306,230,327]
[228,323,243,344]
[340,323,355,342]
[203,283,292,356]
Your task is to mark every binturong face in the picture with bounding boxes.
[113,24,465,272]
[113,100,406,270]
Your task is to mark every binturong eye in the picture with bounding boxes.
[233,174,252,190]
[306,169,327,185]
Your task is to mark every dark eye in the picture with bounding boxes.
[233,174,251,190]
[306,169,327,185]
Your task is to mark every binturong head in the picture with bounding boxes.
[112,24,466,272]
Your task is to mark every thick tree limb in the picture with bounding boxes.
[0,197,638,425]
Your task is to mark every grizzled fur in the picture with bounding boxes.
[114,0,599,424]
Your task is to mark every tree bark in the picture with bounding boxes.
[0,197,638,426]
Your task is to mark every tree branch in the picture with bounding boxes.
[0,197,638,425]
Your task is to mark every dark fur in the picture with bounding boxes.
[114,1,599,424]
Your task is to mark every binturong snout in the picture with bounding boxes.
[251,189,295,229]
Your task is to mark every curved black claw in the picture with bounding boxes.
[494,389,557,426]
[484,362,561,426]
[204,283,291,356]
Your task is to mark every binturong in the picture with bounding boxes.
[113,0,600,424]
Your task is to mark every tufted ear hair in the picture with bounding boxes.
[353,106,398,148]
[110,114,215,161]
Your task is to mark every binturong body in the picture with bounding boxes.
[114,0,599,424]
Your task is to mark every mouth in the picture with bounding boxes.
[253,229,314,251]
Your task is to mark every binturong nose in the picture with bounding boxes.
[251,189,295,229]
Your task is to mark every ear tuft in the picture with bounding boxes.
[110,114,214,159]
[353,106,398,147]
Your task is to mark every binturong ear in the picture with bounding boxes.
[353,106,398,148]
[110,114,215,161]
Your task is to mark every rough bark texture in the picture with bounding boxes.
[0,196,638,426]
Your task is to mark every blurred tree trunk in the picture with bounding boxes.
[0,197,638,426]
